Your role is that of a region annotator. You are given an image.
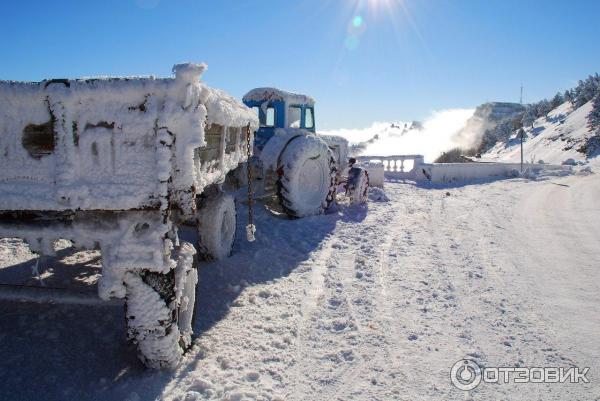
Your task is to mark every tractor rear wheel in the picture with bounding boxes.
[276,135,336,218]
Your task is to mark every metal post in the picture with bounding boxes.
[520,128,524,172]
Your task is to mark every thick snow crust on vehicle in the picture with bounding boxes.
[318,133,348,146]
[276,135,336,217]
[124,241,197,369]
[0,211,176,299]
[243,87,315,107]
[258,128,308,171]
[196,193,237,261]
[0,63,257,213]
[318,133,349,170]
[257,128,345,172]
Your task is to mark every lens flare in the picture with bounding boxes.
[344,35,360,51]
[345,14,366,51]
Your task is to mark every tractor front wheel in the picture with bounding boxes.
[347,167,369,205]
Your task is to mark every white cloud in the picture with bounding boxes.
[321,108,475,162]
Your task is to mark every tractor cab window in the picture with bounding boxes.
[265,107,275,127]
[288,106,302,128]
[254,106,276,127]
[305,107,314,129]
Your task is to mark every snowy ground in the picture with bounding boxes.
[1,173,599,401]
[484,101,596,166]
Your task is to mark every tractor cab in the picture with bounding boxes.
[243,88,316,150]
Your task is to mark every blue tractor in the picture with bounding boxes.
[243,88,369,217]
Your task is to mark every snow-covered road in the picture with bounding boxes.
[512,175,600,377]
[0,174,599,401]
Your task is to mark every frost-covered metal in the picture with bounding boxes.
[0,63,258,368]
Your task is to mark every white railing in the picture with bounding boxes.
[355,155,425,180]
[355,154,572,184]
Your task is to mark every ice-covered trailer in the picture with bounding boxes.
[0,63,258,368]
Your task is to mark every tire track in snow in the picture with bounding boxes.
[287,239,330,401]
[326,185,478,400]
[288,237,364,401]
[329,200,408,400]
[288,196,403,401]
[376,188,470,398]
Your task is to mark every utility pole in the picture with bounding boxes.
[519,85,525,172]
[520,84,523,105]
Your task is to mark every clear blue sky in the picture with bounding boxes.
[1,0,599,129]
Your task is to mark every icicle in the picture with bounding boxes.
[31,256,46,287]
[246,224,256,242]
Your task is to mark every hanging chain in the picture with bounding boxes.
[245,123,255,241]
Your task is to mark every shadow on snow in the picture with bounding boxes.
[0,199,367,401]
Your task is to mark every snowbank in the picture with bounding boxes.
[368,187,389,202]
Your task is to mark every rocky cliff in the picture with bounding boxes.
[454,102,525,147]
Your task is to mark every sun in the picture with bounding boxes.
[341,0,409,51]
[346,0,409,28]
[364,0,403,15]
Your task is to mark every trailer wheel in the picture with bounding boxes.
[196,193,237,261]
[347,167,369,205]
[124,242,198,369]
[276,135,336,218]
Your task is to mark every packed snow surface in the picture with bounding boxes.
[1,173,599,400]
